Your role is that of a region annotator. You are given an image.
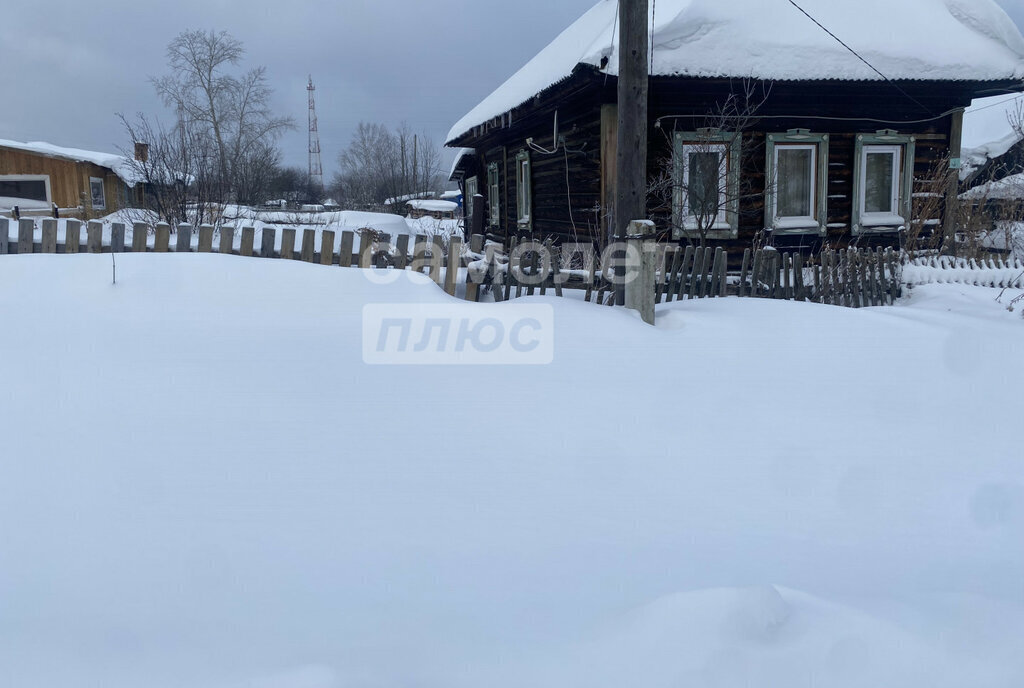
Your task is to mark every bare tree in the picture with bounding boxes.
[152,29,293,202]
[649,80,771,249]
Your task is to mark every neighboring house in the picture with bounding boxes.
[446,0,1024,251]
[0,138,143,216]
[960,94,1024,188]
[406,199,458,220]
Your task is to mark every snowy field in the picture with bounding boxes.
[1,253,1023,688]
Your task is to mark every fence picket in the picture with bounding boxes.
[281,229,297,260]
[738,249,751,298]
[111,223,126,253]
[219,226,235,254]
[338,230,354,266]
[301,228,316,262]
[719,250,728,297]
[175,224,192,253]
[154,223,170,252]
[395,234,410,270]
[66,219,82,254]
[320,230,336,266]
[445,237,462,295]
[86,221,102,253]
[241,227,256,257]
[198,225,214,253]
[18,219,33,254]
[132,222,147,252]
[41,219,57,253]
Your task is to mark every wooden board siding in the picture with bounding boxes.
[0,146,137,214]
[451,71,1013,253]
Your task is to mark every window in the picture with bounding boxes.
[465,176,478,221]
[487,162,500,228]
[89,177,106,210]
[672,131,741,239]
[852,131,915,235]
[515,150,531,228]
[765,130,829,235]
[0,175,51,205]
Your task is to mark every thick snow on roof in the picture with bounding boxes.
[447,0,1024,144]
[448,147,473,180]
[0,138,142,186]
[961,93,1024,175]
[408,199,458,212]
[960,170,1024,199]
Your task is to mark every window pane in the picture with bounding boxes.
[864,152,895,213]
[0,179,47,202]
[777,148,813,218]
[687,151,721,218]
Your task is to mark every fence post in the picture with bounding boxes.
[445,236,462,295]
[18,218,34,254]
[257,227,274,257]
[41,219,58,253]
[198,224,214,252]
[358,229,373,268]
[132,222,148,252]
[154,223,170,252]
[624,221,656,325]
[338,230,354,267]
[300,228,316,262]
[175,223,192,252]
[219,226,235,254]
[0,218,8,254]
[241,226,257,257]
[320,230,336,266]
[87,221,103,253]
[280,228,296,259]
[394,234,410,270]
[111,223,126,253]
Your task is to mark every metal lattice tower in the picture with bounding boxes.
[307,75,323,190]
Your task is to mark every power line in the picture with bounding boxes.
[787,0,934,116]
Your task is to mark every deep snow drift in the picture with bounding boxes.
[0,254,1023,688]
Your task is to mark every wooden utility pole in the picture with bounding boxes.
[613,0,649,304]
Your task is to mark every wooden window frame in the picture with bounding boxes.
[672,130,741,240]
[465,176,478,221]
[487,162,500,228]
[765,130,829,236]
[852,131,916,235]
[515,149,532,229]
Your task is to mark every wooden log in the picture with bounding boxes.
[41,219,58,253]
[258,227,273,257]
[18,218,34,254]
[132,222,147,252]
[219,226,235,254]
[111,223,126,253]
[301,228,316,262]
[0,218,8,255]
[241,227,256,257]
[280,228,297,260]
[339,230,354,267]
[175,223,192,252]
[394,234,410,270]
[445,236,462,295]
[320,229,336,266]
[198,225,214,252]
[66,219,82,254]
[738,248,751,298]
[87,221,103,253]
[154,223,170,252]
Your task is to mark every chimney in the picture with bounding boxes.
[134,142,149,163]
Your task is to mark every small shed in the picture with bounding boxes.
[406,199,458,220]
[0,138,142,216]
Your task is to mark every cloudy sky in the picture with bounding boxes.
[2,0,1023,180]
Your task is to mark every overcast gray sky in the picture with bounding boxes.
[2,0,1022,180]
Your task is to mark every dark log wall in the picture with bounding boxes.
[451,70,1017,252]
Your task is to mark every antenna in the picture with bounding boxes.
[307,75,323,192]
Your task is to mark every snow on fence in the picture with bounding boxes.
[3,217,1022,307]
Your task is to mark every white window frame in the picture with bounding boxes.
[773,144,818,230]
[89,176,106,210]
[680,143,728,228]
[858,145,902,226]
[852,131,916,235]
[465,176,478,221]
[0,174,52,206]
[515,150,532,228]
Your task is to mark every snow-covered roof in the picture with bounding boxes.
[448,147,473,180]
[960,171,1024,200]
[383,192,435,206]
[440,190,462,200]
[0,138,142,186]
[407,199,458,212]
[961,93,1024,177]
[447,0,1024,144]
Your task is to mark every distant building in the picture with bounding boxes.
[406,199,458,220]
[0,138,143,216]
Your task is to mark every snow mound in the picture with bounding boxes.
[447,0,1024,143]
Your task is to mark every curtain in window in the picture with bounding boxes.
[777,148,813,217]
[864,152,895,213]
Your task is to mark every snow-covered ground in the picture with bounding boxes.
[1,254,1023,688]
